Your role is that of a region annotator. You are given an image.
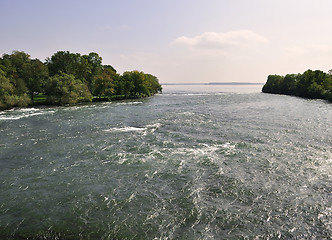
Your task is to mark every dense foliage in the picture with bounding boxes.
[262,69,332,102]
[0,51,162,109]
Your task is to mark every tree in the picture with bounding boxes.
[0,69,15,109]
[144,74,162,95]
[0,51,33,108]
[117,73,135,97]
[46,51,104,93]
[103,65,117,73]
[76,54,92,84]
[115,71,162,98]
[0,69,31,109]
[262,75,284,93]
[93,68,116,98]
[46,51,82,76]
[263,69,332,102]
[1,51,30,95]
[1,49,162,109]
[24,59,49,101]
[2,51,30,79]
[44,73,92,105]
[307,82,324,99]
[86,52,103,92]
[280,74,298,95]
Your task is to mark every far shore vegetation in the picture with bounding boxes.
[262,69,332,102]
[0,50,162,110]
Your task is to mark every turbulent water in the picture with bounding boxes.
[0,85,331,239]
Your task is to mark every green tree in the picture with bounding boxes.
[24,59,49,101]
[93,68,116,98]
[46,51,82,76]
[115,71,162,98]
[144,74,162,95]
[1,51,30,95]
[307,82,325,99]
[103,64,117,73]
[1,50,162,108]
[263,69,332,102]
[46,51,104,93]
[0,69,31,109]
[262,75,284,93]
[76,54,92,84]
[281,74,298,95]
[0,69,15,109]
[86,52,103,92]
[45,73,92,105]
[131,71,149,97]
[119,73,135,97]
[2,51,30,78]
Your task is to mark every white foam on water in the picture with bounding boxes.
[104,126,147,132]
[0,116,25,120]
[174,143,235,159]
[103,122,161,134]
[0,110,55,120]
[17,108,40,112]
[0,107,40,116]
[63,105,96,111]
[146,123,161,129]
[220,142,237,155]
[181,93,210,96]
[169,143,237,175]
[146,123,161,133]
[116,101,143,105]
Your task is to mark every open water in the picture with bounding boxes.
[0,84,331,239]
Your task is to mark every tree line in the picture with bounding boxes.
[0,50,162,110]
[262,69,332,102]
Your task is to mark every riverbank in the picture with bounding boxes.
[0,93,160,112]
[0,50,162,110]
[262,69,332,102]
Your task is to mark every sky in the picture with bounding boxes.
[1,0,332,83]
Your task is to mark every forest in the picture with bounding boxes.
[262,69,332,102]
[0,51,162,110]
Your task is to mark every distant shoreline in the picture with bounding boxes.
[161,82,264,86]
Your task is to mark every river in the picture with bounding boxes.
[0,84,331,239]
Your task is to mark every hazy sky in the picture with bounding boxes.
[1,0,332,83]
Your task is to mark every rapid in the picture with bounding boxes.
[0,85,331,239]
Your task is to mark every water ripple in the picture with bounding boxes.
[0,91,331,239]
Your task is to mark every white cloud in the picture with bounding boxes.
[171,30,268,51]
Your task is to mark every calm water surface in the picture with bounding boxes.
[0,85,331,239]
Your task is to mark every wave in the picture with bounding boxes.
[115,101,143,105]
[17,107,40,112]
[104,126,147,132]
[103,122,161,134]
[0,109,55,120]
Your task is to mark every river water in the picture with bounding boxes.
[0,84,331,239]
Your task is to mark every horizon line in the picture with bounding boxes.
[161,82,265,85]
